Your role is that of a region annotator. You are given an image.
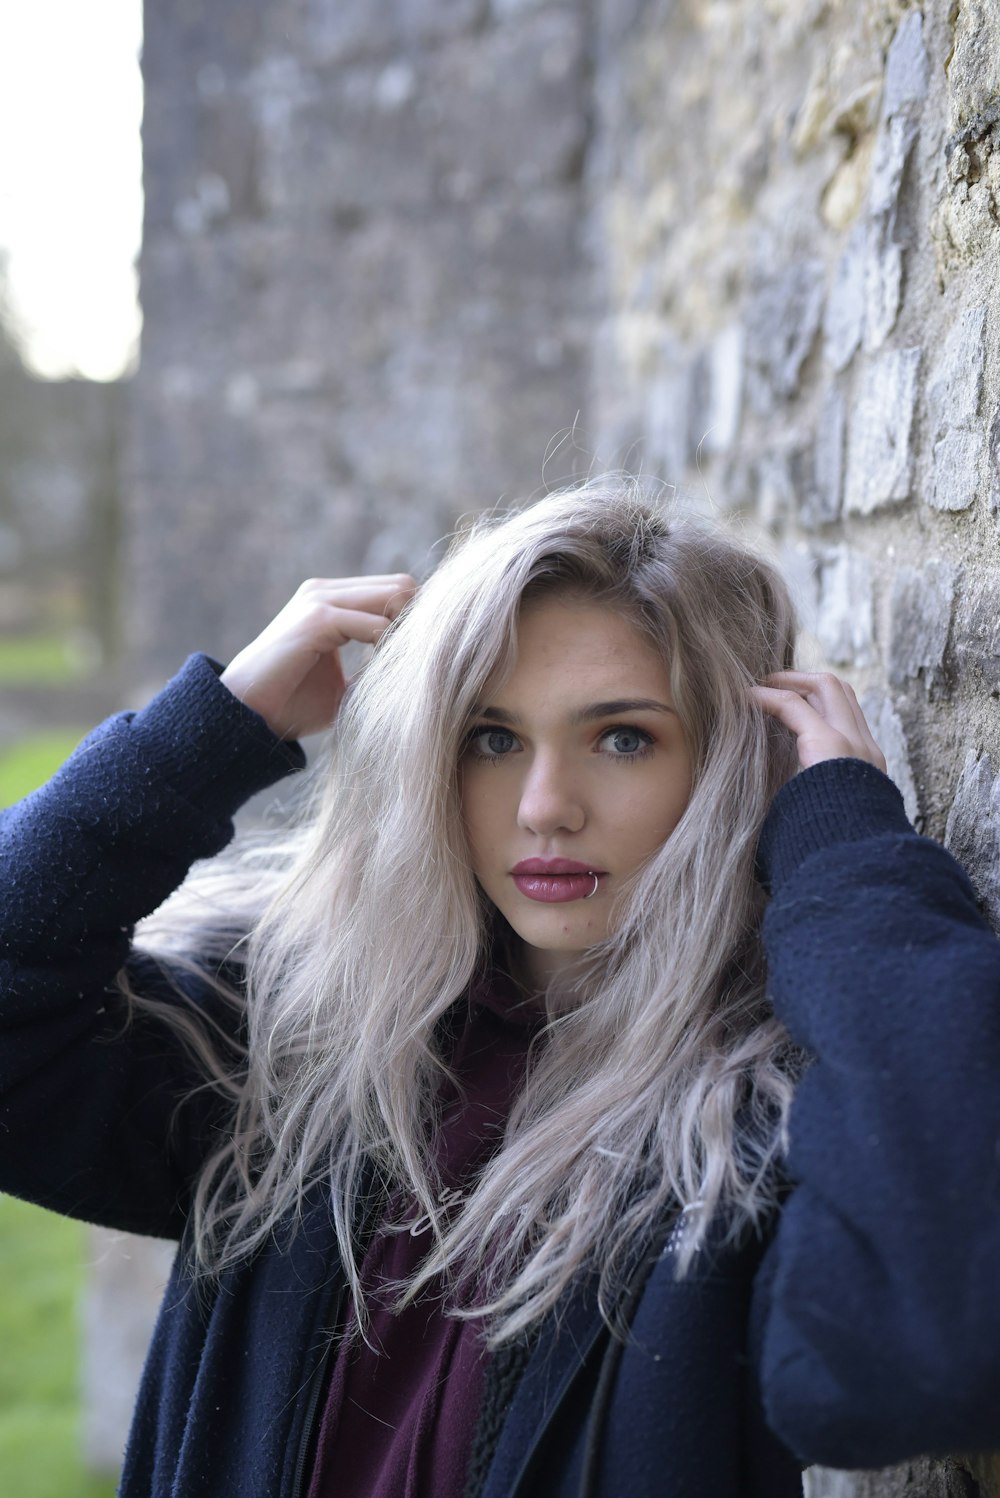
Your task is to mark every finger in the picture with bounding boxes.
[302,602,402,649]
[296,575,417,611]
[762,671,863,743]
[765,671,886,767]
[753,683,885,772]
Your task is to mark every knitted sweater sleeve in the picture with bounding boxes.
[0,654,305,1240]
[750,756,1000,1469]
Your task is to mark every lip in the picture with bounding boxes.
[511,858,607,875]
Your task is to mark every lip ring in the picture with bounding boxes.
[583,873,600,899]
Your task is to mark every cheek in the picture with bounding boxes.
[459,775,501,867]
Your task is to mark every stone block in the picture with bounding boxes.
[925,304,986,512]
[756,449,803,530]
[815,546,874,667]
[862,221,904,353]
[859,692,919,826]
[779,539,819,637]
[928,429,983,512]
[867,114,918,221]
[945,0,1000,128]
[930,124,1000,282]
[806,383,845,527]
[954,581,1000,693]
[887,560,957,692]
[745,261,825,413]
[843,348,920,514]
[644,357,692,480]
[945,749,1000,932]
[700,324,744,457]
[883,10,930,118]
[856,10,925,358]
[823,222,866,372]
[927,304,986,438]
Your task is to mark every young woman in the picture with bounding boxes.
[2,479,999,1498]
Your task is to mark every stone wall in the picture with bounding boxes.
[126,0,592,684]
[586,2,1000,1491]
[588,0,1000,884]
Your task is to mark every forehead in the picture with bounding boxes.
[489,596,668,697]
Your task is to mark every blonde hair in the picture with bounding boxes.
[125,476,802,1341]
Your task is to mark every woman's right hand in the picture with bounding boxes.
[219,574,417,740]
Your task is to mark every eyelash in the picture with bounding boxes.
[463,725,656,765]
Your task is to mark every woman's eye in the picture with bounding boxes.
[466,727,519,760]
[600,726,653,757]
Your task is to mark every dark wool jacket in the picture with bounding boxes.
[2,653,1000,1498]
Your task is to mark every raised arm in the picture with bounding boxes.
[0,573,415,1240]
[750,671,1000,1467]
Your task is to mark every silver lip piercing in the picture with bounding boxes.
[584,873,600,899]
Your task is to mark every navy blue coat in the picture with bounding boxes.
[2,654,999,1497]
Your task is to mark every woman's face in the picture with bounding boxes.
[460,596,694,989]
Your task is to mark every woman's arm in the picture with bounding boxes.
[750,673,1000,1467]
[0,654,306,1237]
[0,573,416,1239]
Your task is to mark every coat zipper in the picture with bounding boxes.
[288,1276,348,1498]
[288,1180,386,1498]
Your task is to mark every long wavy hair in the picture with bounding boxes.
[123,476,803,1341]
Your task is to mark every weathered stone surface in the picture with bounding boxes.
[806,382,845,527]
[887,560,958,692]
[863,215,905,354]
[302,0,488,65]
[806,1460,986,1497]
[756,447,810,530]
[945,0,1000,127]
[779,539,819,636]
[944,749,1000,931]
[701,323,744,456]
[931,124,1000,283]
[925,304,986,512]
[988,404,1000,531]
[863,110,917,354]
[824,222,866,372]
[882,10,930,118]
[815,546,875,667]
[644,350,691,480]
[844,348,920,514]
[927,304,986,436]
[860,691,920,825]
[745,261,825,413]
[928,428,984,512]
[954,581,1000,693]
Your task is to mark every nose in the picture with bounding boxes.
[516,748,586,836]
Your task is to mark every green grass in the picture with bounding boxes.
[0,635,85,686]
[0,1195,119,1497]
[0,730,86,808]
[1,726,119,1493]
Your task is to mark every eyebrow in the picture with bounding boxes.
[471,698,679,726]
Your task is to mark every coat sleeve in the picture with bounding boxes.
[749,757,1000,1469]
[0,654,305,1240]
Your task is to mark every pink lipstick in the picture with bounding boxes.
[510,858,607,903]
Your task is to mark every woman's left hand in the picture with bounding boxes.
[752,671,887,773]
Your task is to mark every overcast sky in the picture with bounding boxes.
[0,0,143,381]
